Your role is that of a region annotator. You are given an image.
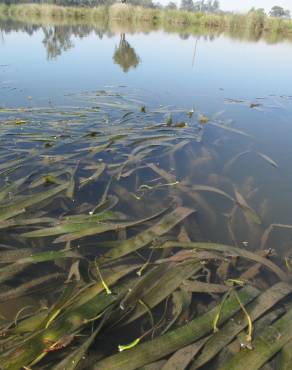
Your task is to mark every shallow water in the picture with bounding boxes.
[1,19,292,369]
[1,21,292,228]
[1,22,292,105]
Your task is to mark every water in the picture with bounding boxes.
[2,21,292,228]
[1,18,292,369]
[1,22,292,106]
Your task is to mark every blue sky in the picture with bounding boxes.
[160,0,292,13]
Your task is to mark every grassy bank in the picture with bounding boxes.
[1,3,292,38]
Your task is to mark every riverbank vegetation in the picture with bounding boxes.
[1,3,292,38]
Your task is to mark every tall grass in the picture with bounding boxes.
[0,3,107,22]
[0,3,292,38]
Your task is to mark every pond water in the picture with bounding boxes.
[1,19,292,369]
[1,22,292,106]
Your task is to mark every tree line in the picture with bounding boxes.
[176,1,290,19]
[0,0,290,19]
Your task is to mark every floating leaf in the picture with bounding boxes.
[0,175,30,202]
[0,183,68,221]
[53,209,167,243]
[161,288,192,334]
[190,185,234,202]
[256,152,278,168]
[0,262,29,284]
[0,216,57,230]
[120,264,170,310]
[209,122,253,138]
[183,281,229,294]
[159,242,288,281]
[234,188,261,225]
[260,223,292,249]
[15,249,80,264]
[125,261,201,324]
[98,207,194,263]
[0,273,64,302]
[0,248,33,263]
[278,341,292,370]
[79,163,106,189]
[223,151,251,174]
[161,337,210,370]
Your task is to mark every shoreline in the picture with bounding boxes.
[0,3,292,40]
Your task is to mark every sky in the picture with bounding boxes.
[220,0,292,13]
[160,0,292,13]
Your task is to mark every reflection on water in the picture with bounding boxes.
[0,20,141,67]
[43,25,74,59]
[1,18,291,62]
[113,33,140,72]
[0,19,111,59]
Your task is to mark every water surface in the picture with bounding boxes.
[0,18,292,369]
[2,20,292,224]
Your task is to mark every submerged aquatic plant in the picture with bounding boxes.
[0,88,290,370]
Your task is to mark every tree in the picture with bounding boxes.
[269,6,290,18]
[206,0,220,12]
[193,1,220,13]
[180,0,194,12]
[212,0,220,12]
[166,1,177,10]
[248,7,265,16]
[154,2,163,9]
[127,0,155,7]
